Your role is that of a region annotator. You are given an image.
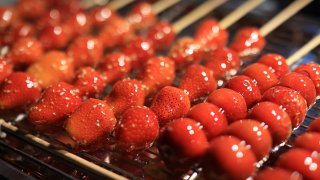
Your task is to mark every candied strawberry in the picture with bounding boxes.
[73,67,106,99]
[230,27,265,60]
[0,7,18,31]
[262,86,307,128]
[4,21,34,45]
[17,0,47,20]
[98,15,134,49]
[194,19,228,50]
[255,168,303,180]
[0,57,13,83]
[150,86,190,124]
[97,52,132,84]
[224,119,272,160]
[309,118,320,132]
[279,72,316,106]
[27,51,75,88]
[122,37,155,68]
[65,98,116,145]
[294,132,320,152]
[28,82,81,126]
[0,72,41,109]
[188,102,228,140]
[89,6,114,28]
[126,2,156,32]
[248,101,292,146]
[39,24,73,50]
[158,118,208,167]
[179,64,217,101]
[204,47,240,80]
[294,62,320,95]
[147,20,175,50]
[225,75,261,107]
[257,53,289,78]
[207,88,247,123]
[139,57,175,96]
[104,79,145,116]
[276,148,320,180]
[67,35,103,68]
[116,106,159,153]
[66,11,92,36]
[7,37,43,66]
[203,135,256,180]
[242,63,279,94]
[168,37,203,69]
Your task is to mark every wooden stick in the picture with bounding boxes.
[259,0,313,37]
[152,0,181,15]
[108,0,135,10]
[172,0,228,33]
[219,0,265,29]
[0,119,128,180]
[287,34,320,66]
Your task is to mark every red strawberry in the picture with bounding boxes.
[0,7,18,31]
[97,52,132,84]
[104,79,145,116]
[39,23,73,50]
[28,82,81,126]
[294,62,320,95]
[27,51,75,88]
[67,35,103,68]
[126,2,156,31]
[115,106,159,153]
[257,53,289,78]
[0,72,41,109]
[66,11,92,36]
[0,57,13,83]
[147,20,175,50]
[89,6,115,28]
[309,118,320,132]
[294,132,320,152]
[4,21,34,45]
[255,168,302,180]
[65,98,116,145]
[139,56,175,96]
[73,67,106,99]
[179,64,217,101]
[150,86,190,124]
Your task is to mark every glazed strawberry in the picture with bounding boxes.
[97,52,132,84]
[248,101,292,146]
[203,135,256,180]
[225,75,261,107]
[98,15,134,49]
[309,118,320,132]
[195,19,228,50]
[27,51,75,88]
[168,37,203,69]
[89,6,114,28]
[116,106,159,153]
[158,118,208,167]
[276,148,320,180]
[73,67,106,99]
[262,86,307,128]
[294,62,320,95]
[257,53,289,78]
[294,132,320,152]
[188,102,228,140]
[126,2,156,32]
[66,11,92,36]
[230,27,265,60]
[0,57,13,83]
[0,7,18,31]
[17,0,47,20]
[279,72,316,106]
[242,63,279,94]
[28,82,81,126]
[204,47,240,80]
[122,37,155,68]
[65,98,116,145]
[179,64,217,101]
[255,168,303,180]
[67,35,103,68]
[7,37,43,66]
[36,9,62,30]
[207,88,247,123]
[147,20,175,50]
[39,24,73,49]
[224,119,272,160]
[0,72,41,109]
[104,79,145,117]
[150,86,190,124]
[139,56,175,96]
[4,21,34,45]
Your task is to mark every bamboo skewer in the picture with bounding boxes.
[287,34,320,66]
[152,0,181,15]
[172,0,228,33]
[108,0,135,10]
[219,0,265,29]
[259,0,313,37]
